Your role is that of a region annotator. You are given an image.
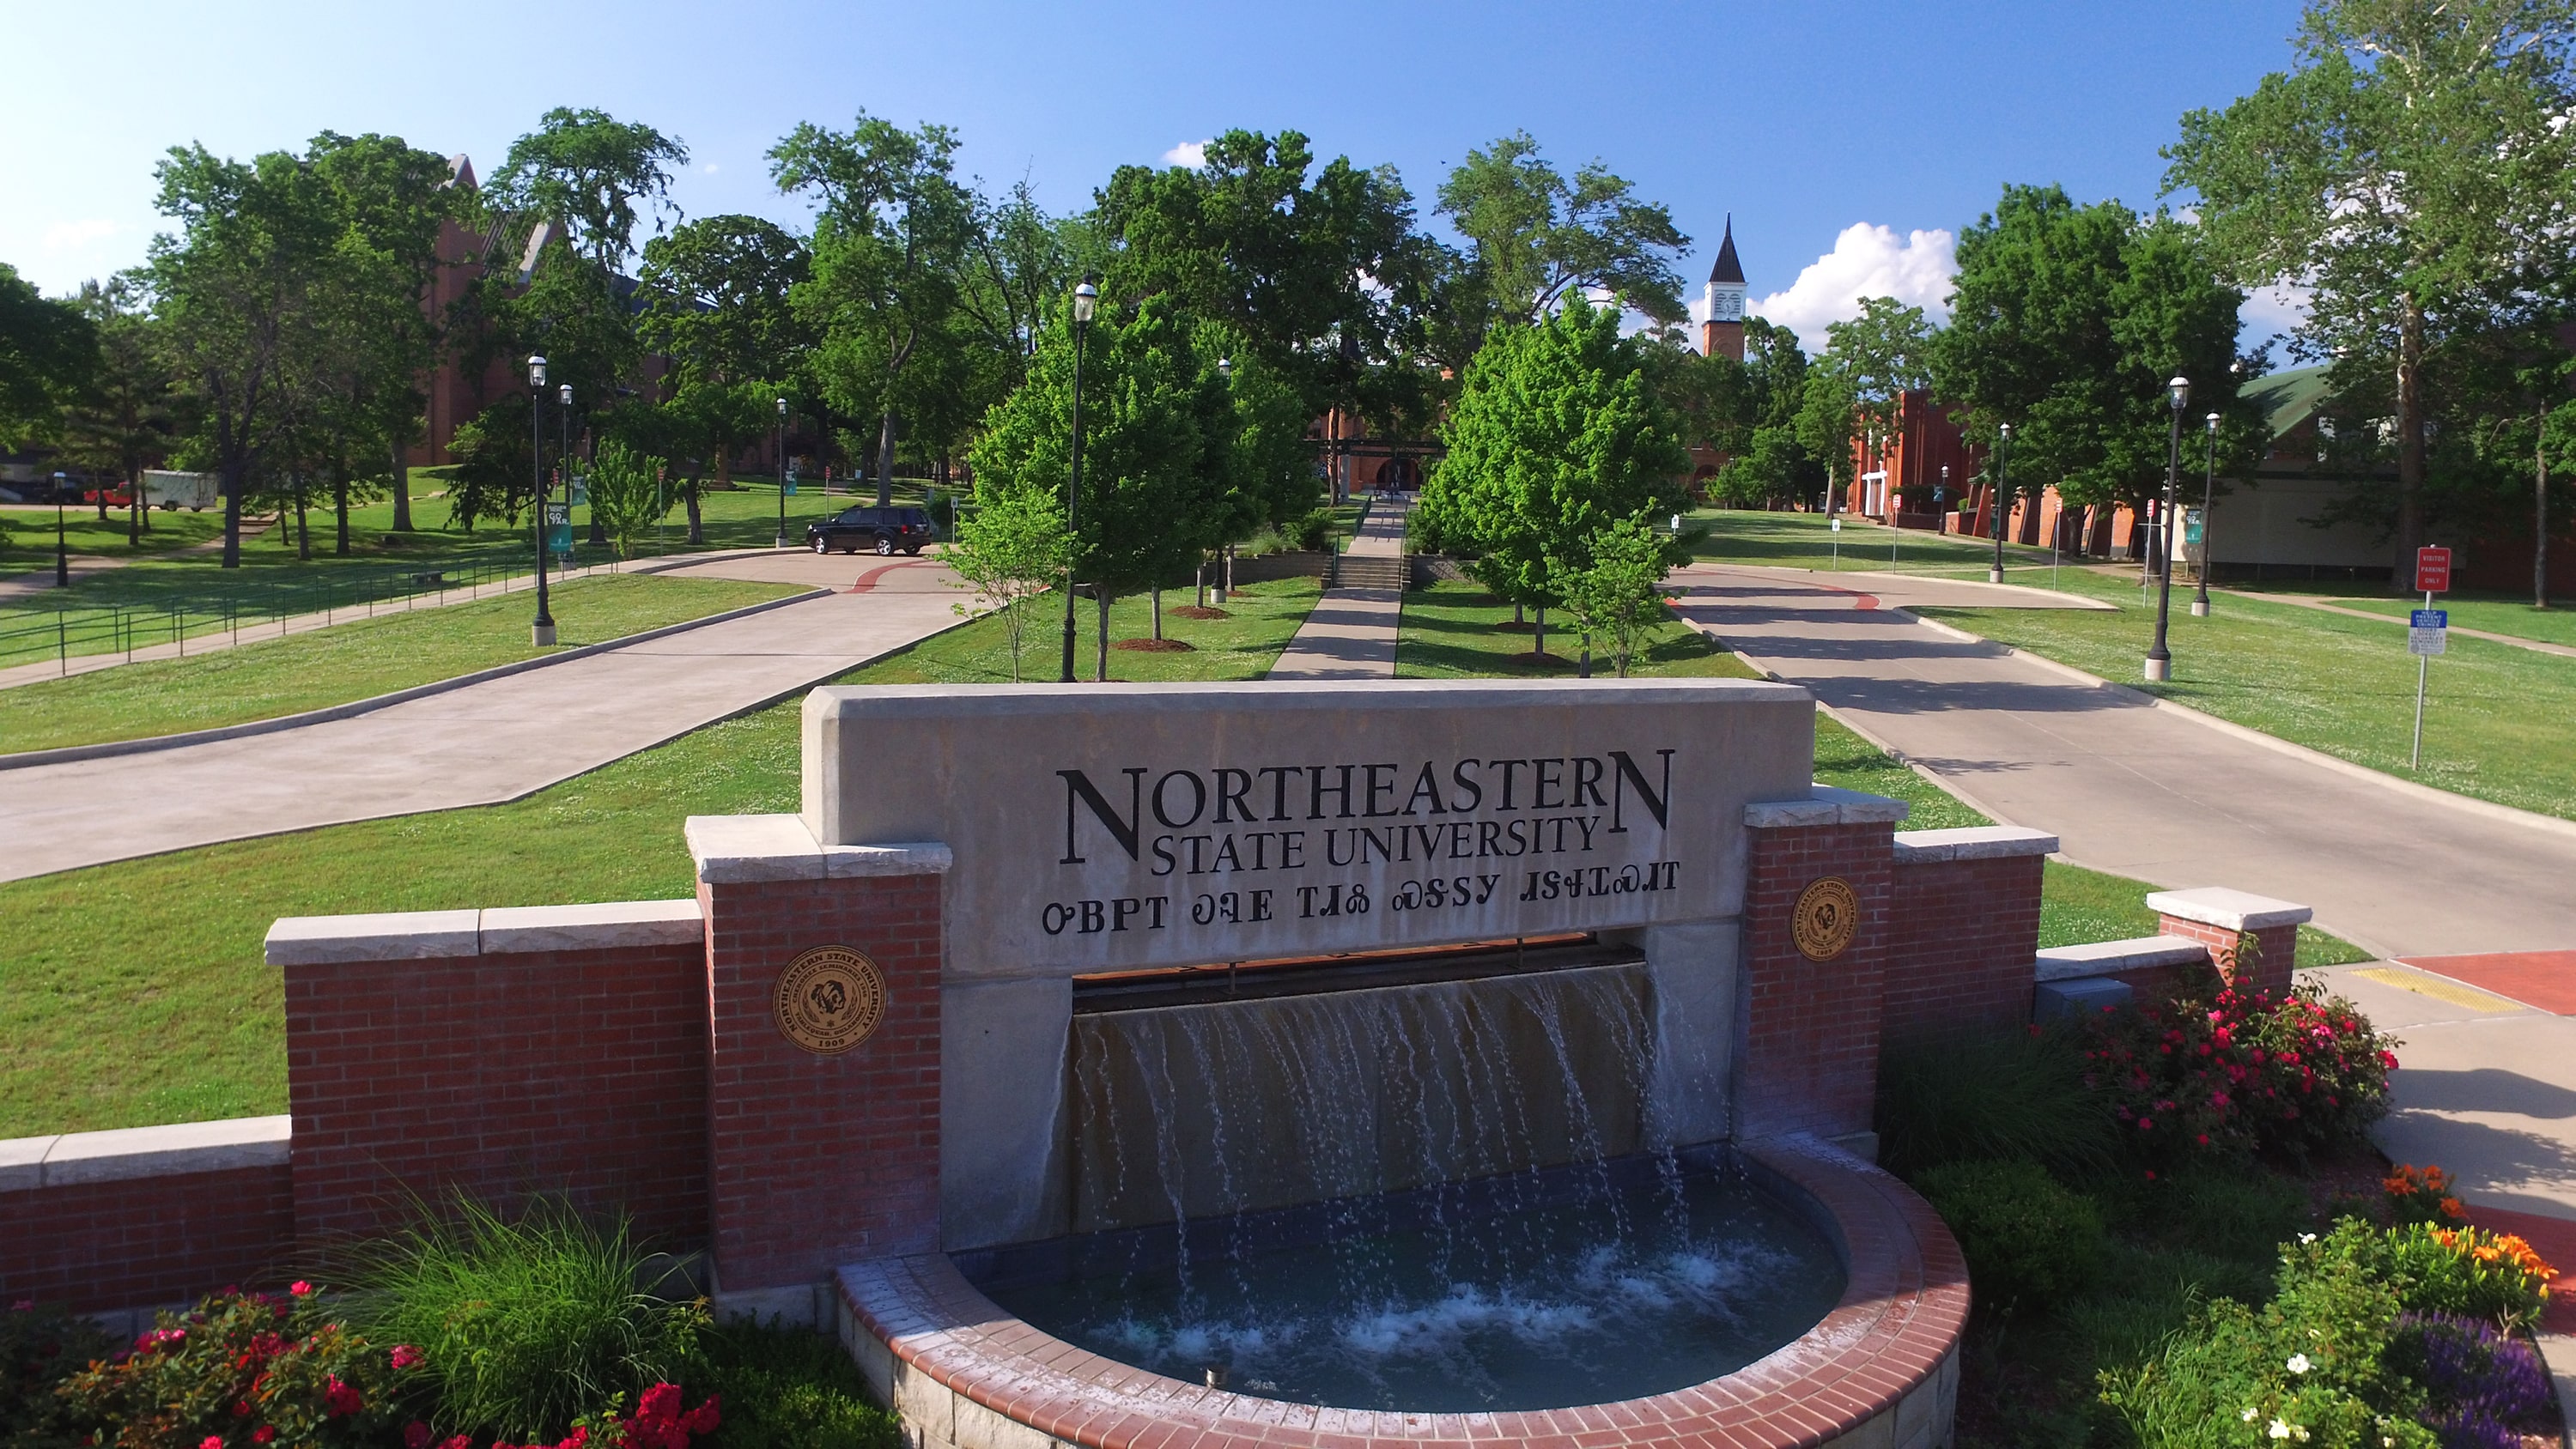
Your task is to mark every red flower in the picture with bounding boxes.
[2139,1117,2155,1131]
[289,1281,313,1298]
[391,1344,422,1370]
[683,1397,723,1434]
[234,1400,252,1417]
[324,1374,364,1417]
[200,1439,222,1449]
[252,1431,275,1446]
[405,1423,433,1449]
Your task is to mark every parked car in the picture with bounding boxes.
[806,505,933,555]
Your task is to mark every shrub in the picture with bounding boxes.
[687,1320,900,1449]
[1914,1159,2105,1313]
[2379,1224,2556,1331]
[52,1285,416,1448]
[2082,970,2398,1164]
[2,1299,116,1444]
[2384,1313,2553,1448]
[2381,1166,2468,1228]
[331,1198,706,1445]
[1295,507,1334,552]
[1875,1026,2116,1182]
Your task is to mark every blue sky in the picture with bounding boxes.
[2,0,2311,349]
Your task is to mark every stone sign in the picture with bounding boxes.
[803,680,1814,979]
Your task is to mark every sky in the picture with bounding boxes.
[0,0,2315,355]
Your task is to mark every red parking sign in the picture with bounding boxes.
[2415,546,2451,594]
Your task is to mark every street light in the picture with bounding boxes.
[526,356,555,645]
[558,383,574,573]
[1060,279,1097,683]
[52,472,69,587]
[775,397,790,549]
[2192,411,2221,617]
[2145,375,2189,682]
[1990,426,2012,584]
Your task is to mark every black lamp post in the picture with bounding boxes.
[2146,375,2189,682]
[527,355,555,645]
[558,382,574,576]
[2192,411,2220,617]
[1990,426,2012,583]
[52,471,69,587]
[1059,279,1097,683]
[775,397,791,547]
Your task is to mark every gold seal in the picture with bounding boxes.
[1790,876,1860,961]
[773,946,887,1055]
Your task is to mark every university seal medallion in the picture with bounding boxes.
[773,946,887,1055]
[1790,876,1860,962]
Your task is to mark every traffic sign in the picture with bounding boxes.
[2409,610,2447,657]
[1830,517,1842,532]
[2415,546,2451,593]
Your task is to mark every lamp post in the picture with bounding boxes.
[2192,411,2220,617]
[2145,375,2189,682]
[1990,427,2012,584]
[774,397,790,549]
[526,356,555,645]
[52,472,69,586]
[1214,356,1232,603]
[557,383,574,576]
[1059,279,1097,683]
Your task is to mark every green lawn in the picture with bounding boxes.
[1684,506,2068,579]
[1395,579,1754,679]
[0,506,230,568]
[0,573,800,755]
[1911,564,2576,822]
[2239,586,2576,649]
[864,578,1321,684]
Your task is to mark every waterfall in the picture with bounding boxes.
[1066,963,1652,1234]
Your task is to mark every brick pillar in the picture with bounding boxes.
[1881,827,2057,1044]
[2146,888,2311,997]
[690,817,951,1313]
[1735,789,1905,1146]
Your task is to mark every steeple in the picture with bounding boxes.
[1700,215,1747,361]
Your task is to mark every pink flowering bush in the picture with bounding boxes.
[51,1287,416,1447]
[2081,959,2397,1164]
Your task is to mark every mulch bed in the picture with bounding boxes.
[1169,605,1230,620]
[1112,638,1195,652]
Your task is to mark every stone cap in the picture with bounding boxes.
[2036,935,2209,982]
[266,900,703,966]
[0,1115,290,1191]
[1892,826,2060,863]
[686,813,952,884]
[2145,887,2313,933]
[1744,783,1911,830]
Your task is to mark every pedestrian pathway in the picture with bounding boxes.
[2229,589,2576,659]
[0,554,964,882]
[1265,496,1411,679]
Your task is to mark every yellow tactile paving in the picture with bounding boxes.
[2353,966,2527,1015]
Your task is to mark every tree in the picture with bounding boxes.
[1419,294,1691,656]
[2165,0,2576,585]
[586,436,667,560]
[146,144,343,567]
[0,263,95,452]
[969,300,1224,679]
[484,108,688,278]
[946,482,1073,681]
[1558,512,1674,677]
[1821,296,1935,502]
[444,392,534,534]
[774,112,980,505]
[1435,132,1691,348]
[58,278,176,543]
[637,214,810,387]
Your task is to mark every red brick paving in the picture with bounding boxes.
[2393,950,2576,1016]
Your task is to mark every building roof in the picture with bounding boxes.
[1706,216,1744,287]
[2242,364,2333,440]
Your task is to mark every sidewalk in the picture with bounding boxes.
[2232,589,2576,660]
[0,556,965,882]
[1265,497,1410,679]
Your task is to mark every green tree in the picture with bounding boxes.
[946,482,1072,680]
[484,108,688,278]
[1420,294,1691,656]
[586,435,668,559]
[1558,512,1674,676]
[445,391,534,534]
[58,278,177,543]
[0,263,95,452]
[1434,132,1691,350]
[1822,296,1935,506]
[2165,0,2576,584]
[773,112,980,504]
[636,214,810,387]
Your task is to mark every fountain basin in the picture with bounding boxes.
[836,1138,1967,1449]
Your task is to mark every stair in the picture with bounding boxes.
[1329,555,1409,592]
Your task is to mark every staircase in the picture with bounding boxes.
[1329,555,1408,591]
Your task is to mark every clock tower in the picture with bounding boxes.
[1700,215,1747,362]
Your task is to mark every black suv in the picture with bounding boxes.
[806,506,933,555]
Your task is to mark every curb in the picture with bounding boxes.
[1890,607,2576,846]
[0,586,831,772]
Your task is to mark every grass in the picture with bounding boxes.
[2233,583,2576,649]
[863,578,1320,684]
[1683,506,2066,578]
[0,573,799,754]
[0,506,230,567]
[1394,579,1758,679]
[1910,562,2576,822]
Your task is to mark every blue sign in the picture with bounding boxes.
[2410,609,2447,629]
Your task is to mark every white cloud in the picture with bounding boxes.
[2239,283,2312,354]
[1741,223,1958,352]
[702,161,720,174]
[1161,139,1209,168]
[42,218,118,251]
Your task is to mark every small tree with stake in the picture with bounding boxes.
[1558,513,1674,677]
[947,484,1073,681]
[586,436,669,561]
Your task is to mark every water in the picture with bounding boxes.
[965,1155,1845,1412]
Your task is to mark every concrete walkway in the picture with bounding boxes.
[0,554,965,882]
[2231,588,2576,660]
[1266,497,1410,680]
[1673,562,2576,959]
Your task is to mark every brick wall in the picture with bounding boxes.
[700,873,943,1294]
[1881,854,2045,1045]
[0,1166,295,1315]
[2155,915,2296,997]
[284,941,709,1246]
[1735,821,1895,1141]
